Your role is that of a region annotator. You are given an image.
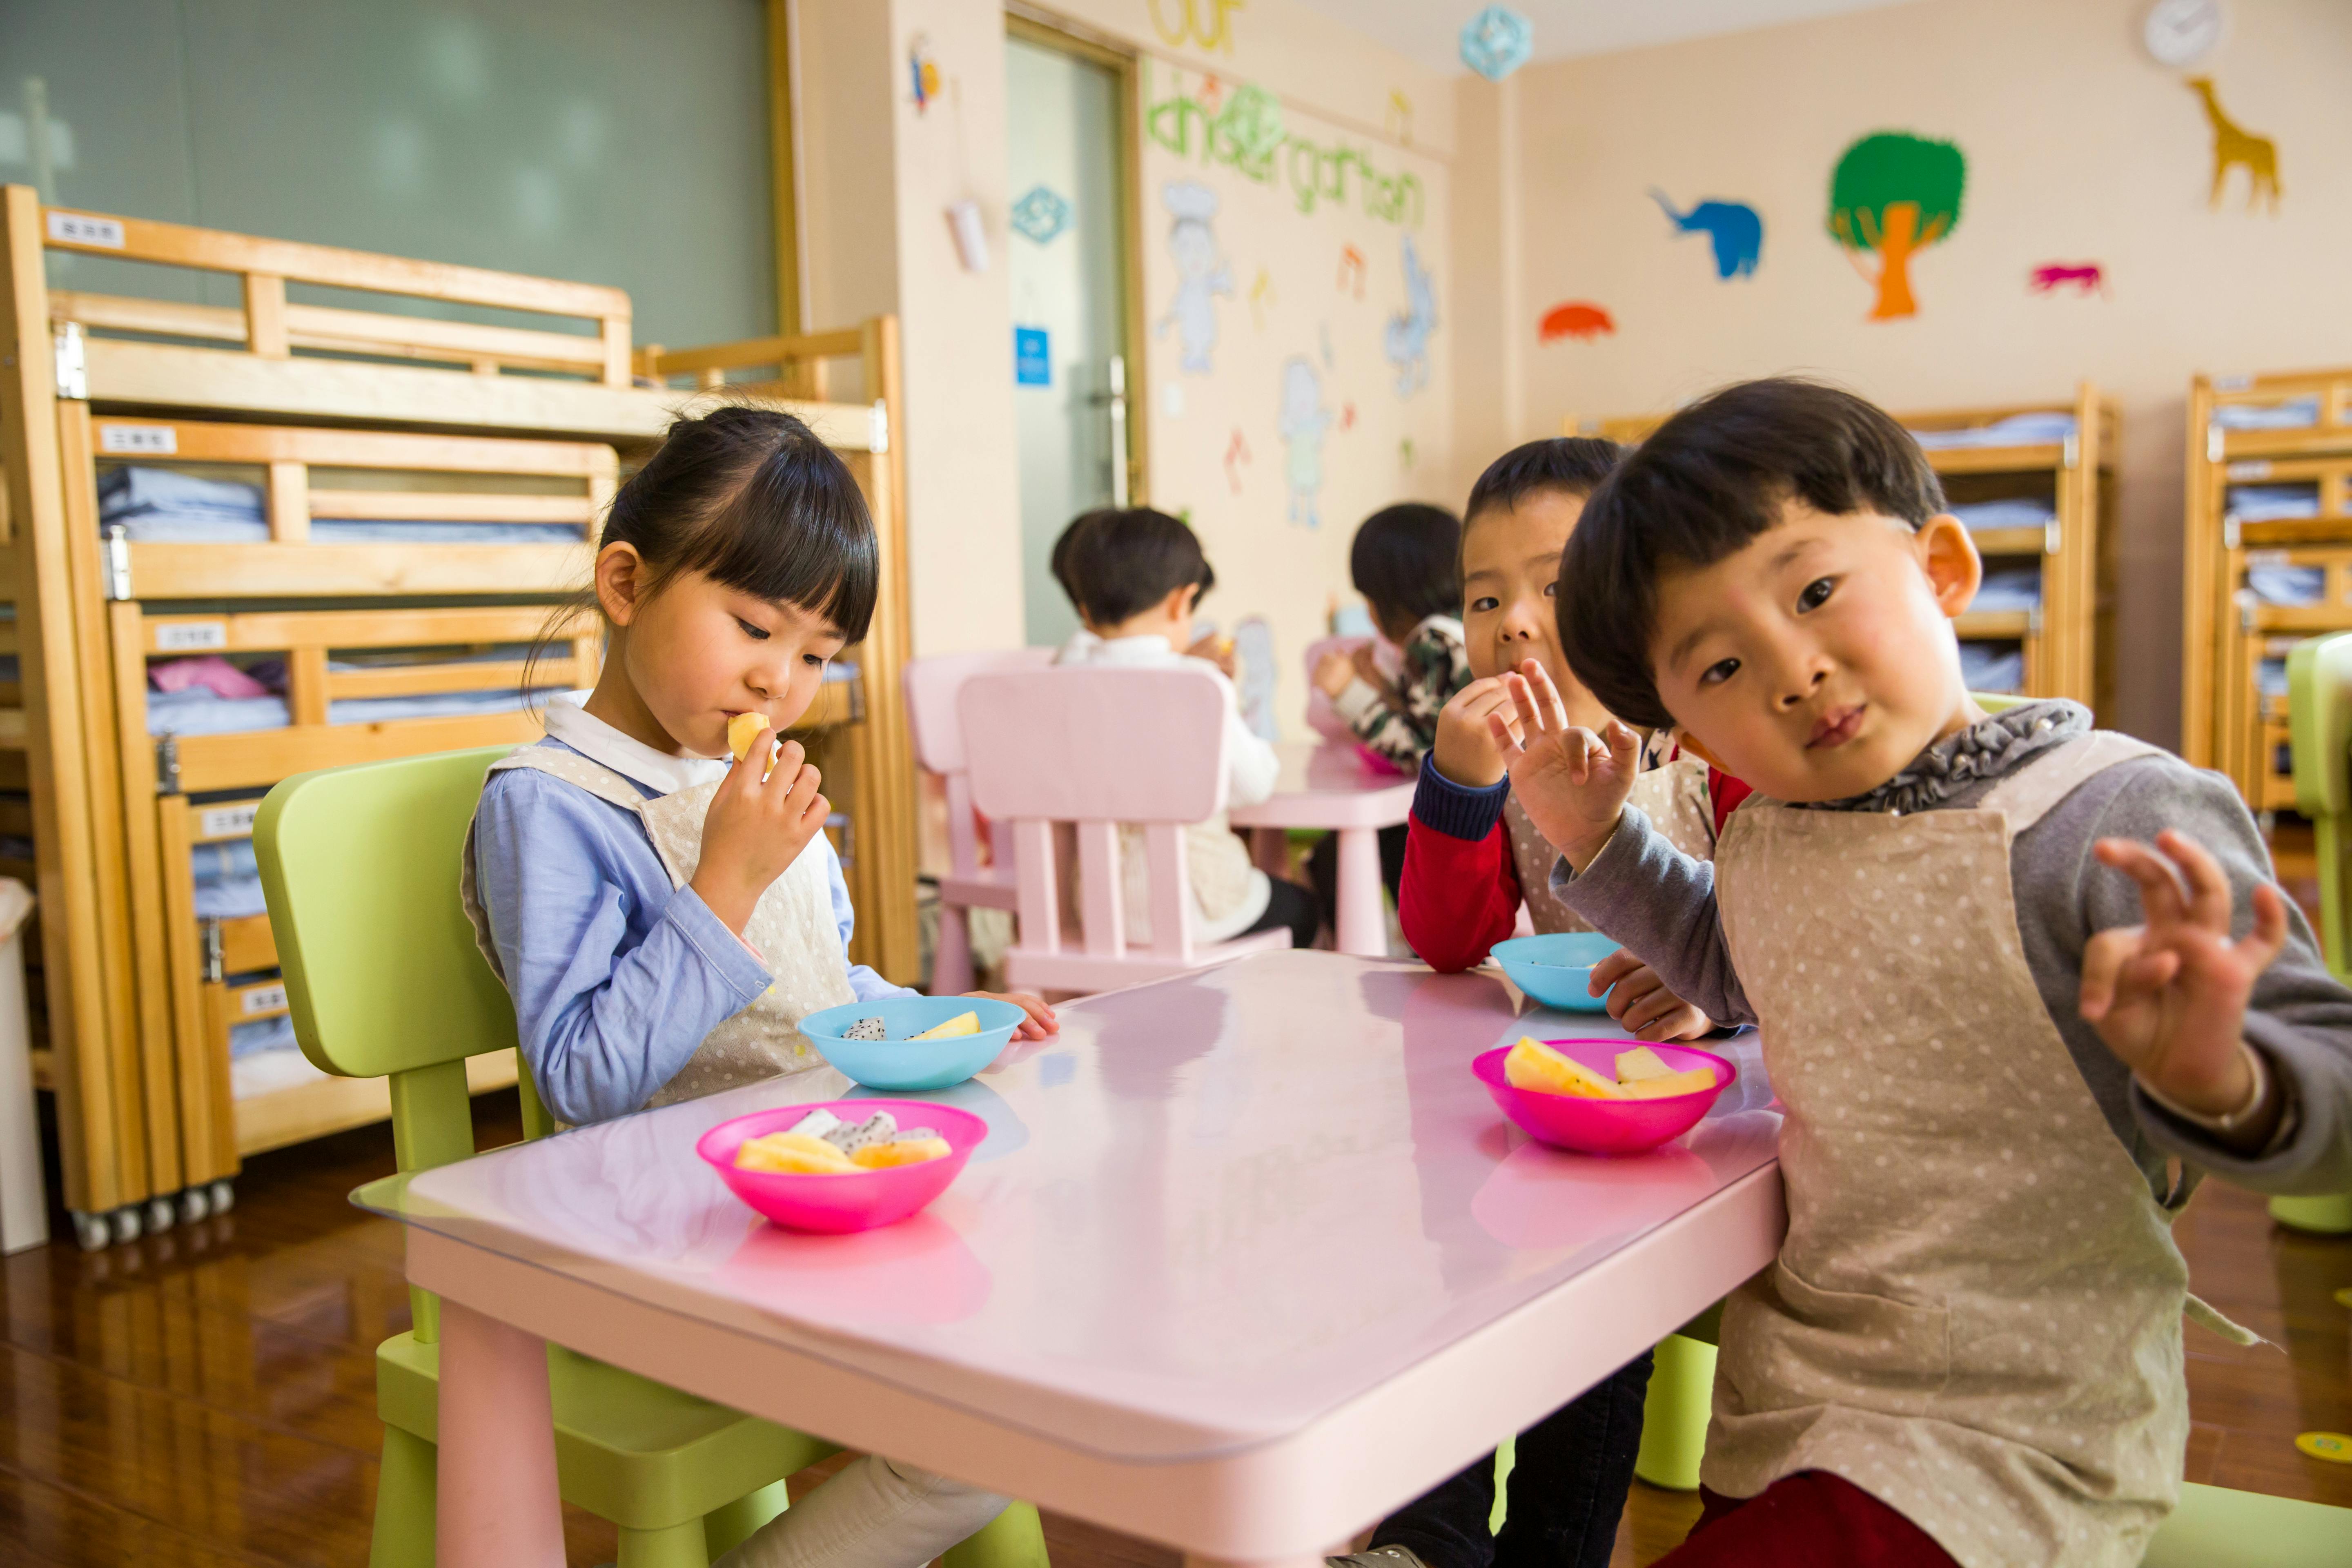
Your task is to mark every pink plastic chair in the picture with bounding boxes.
[903,647,1056,993]
[959,665,1292,994]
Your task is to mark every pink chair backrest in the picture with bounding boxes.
[960,666,1231,964]
[1303,635,1373,742]
[904,647,1056,882]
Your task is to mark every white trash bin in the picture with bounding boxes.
[0,878,45,1254]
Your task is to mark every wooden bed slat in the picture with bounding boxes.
[56,292,614,376]
[305,490,592,523]
[127,541,591,600]
[143,603,589,653]
[91,416,620,477]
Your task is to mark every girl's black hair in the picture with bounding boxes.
[1057,507,1216,626]
[1463,437,1626,523]
[1350,503,1462,628]
[606,403,880,641]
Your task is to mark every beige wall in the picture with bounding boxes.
[1494,0,2352,745]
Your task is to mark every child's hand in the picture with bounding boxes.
[1187,631,1237,679]
[1489,660,1639,870]
[2079,829,2288,1119]
[969,990,1058,1040]
[1313,648,1359,699]
[1433,677,1521,787]
[1590,949,1713,1041]
[690,737,830,936]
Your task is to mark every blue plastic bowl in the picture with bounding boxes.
[799,996,1023,1091]
[1491,932,1624,1013]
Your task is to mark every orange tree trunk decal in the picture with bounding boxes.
[1827,133,1964,320]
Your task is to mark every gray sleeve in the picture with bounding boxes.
[1549,805,1755,1027]
[2048,757,2352,1194]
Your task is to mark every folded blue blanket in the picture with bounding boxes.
[1959,641,2025,694]
[1949,498,2057,532]
[2214,397,2320,431]
[1909,412,2077,451]
[100,465,585,543]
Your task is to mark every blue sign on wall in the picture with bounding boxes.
[1014,326,1050,386]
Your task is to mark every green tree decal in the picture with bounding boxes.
[1826,132,1965,320]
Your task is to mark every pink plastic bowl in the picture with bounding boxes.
[697,1099,987,1234]
[1472,1040,1734,1157]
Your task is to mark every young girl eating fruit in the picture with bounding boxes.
[1500,379,2352,1568]
[466,404,1051,1568]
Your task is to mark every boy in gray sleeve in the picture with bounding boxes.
[1485,379,2352,1568]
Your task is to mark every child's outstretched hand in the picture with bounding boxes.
[1589,949,1713,1041]
[1488,659,1639,870]
[968,991,1058,1041]
[691,736,830,936]
[1312,648,1359,699]
[2078,829,2288,1119]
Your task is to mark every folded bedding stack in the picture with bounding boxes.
[2226,484,2323,522]
[1958,641,2025,694]
[2246,564,2327,606]
[2213,396,2321,431]
[1970,566,2043,613]
[99,465,585,544]
[1948,497,2057,532]
[1907,411,2077,451]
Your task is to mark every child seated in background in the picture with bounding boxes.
[1309,503,1472,921]
[1503,378,2352,1567]
[1053,507,1320,951]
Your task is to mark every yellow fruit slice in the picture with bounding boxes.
[727,711,772,762]
[1619,1067,1719,1100]
[851,1137,952,1169]
[1504,1037,1627,1099]
[735,1130,857,1174]
[909,1010,980,1041]
[1615,1046,1677,1082]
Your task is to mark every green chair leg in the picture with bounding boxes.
[619,1517,715,1568]
[1634,1334,1716,1492]
[705,1478,792,1561]
[2140,1482,2352,1566]
[941,1500,1051,1568]
[369,1425,437,1568]
[2269,1193,2352,1234]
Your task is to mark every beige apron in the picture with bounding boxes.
[1510,755,1716,935]
[461,746,855,1109]
[1708,732,2197,1568]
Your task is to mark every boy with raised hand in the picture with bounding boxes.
[1496,378,2352,1567]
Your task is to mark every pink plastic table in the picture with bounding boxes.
[356,951,1784,1568]
[1227,743,1415,957]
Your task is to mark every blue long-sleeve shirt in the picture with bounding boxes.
[471,734,910,1125]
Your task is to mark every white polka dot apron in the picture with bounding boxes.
[1510,755,1716,935]
[1708,732,2196,1568]
[461,747,854,1110]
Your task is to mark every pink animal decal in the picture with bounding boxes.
[1539,302,1616,343]
[2029,262,2107,296]
[1224,429,1252,493]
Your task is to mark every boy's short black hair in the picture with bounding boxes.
[1058,506,1216,626]
[1350,503,1462,628]
[1463,438,1627,524]
[1557,378,1949,730]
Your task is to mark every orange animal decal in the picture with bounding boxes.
[1338,244,1366,300]
[1539,302,1615,343]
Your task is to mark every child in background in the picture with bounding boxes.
[468,407,1053,1568]
[1054,507,1321,951]
[1506,379,2352,1567]
[1309,503,1472,919]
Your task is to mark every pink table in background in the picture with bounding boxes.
[359,951,1784,1568]
[1227,743,1415,957]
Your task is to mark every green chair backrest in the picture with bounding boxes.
[254,746,553,1178]
[2289,632,2352,981]
[1971,690,2029,715]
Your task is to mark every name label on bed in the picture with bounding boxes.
[2226,460,2274,481]
[47,211,125,248]
[239,983,287,1017]
[2246,550,2294,568]
[155,621,229,652]
[100,424,176,454]
[198,804,258,840]
[2213,375,2254,392]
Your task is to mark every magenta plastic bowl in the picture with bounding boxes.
[697,1099,987,1234]
[1472,1040,1734,1157]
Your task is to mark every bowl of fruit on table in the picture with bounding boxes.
[798,996,1024,1091]
[699,1100,987,1232]
[1473,1037,1733,1156]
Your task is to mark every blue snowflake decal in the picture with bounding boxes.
[1010,185,1072,245]
[1459,7,1533,82]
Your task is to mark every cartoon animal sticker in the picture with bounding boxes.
[1155,181,1234,374]
[1249,267,1273,331]
[1827,132,1965,320]
[1649,189,1762,279]
[1387,89,1414,147]
[1224,429,1252,493]
[2188,78,2280,212]
[2028,262,2107,296]
[1539,302,1615,342]
[1383,234,1436,397]
[1338,243,1367,300]
[1279,357,1331,528]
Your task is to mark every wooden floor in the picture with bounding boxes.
[1,1090,2346,1568]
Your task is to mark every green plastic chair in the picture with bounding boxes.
[2282,634,2352,1233]
[256,747,1050,1568]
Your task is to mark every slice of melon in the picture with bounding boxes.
[734,1130,858,1174]
[1504,1036,1628,1099]
[727,711,772,762]
[851,1137,952,1169]
[909,1010,980,1041]
[1619,1067,1719,1100]
[1614,1045,1678,1082]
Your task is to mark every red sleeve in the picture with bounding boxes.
[1400,811,1525,973]
[1707,768,1755,837]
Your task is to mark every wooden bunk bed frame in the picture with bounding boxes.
[0,185,917,1247]
[2182,367,2352,812]
[1568,383,2116,715]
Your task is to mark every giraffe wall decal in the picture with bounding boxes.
[2187,77,2281,213]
